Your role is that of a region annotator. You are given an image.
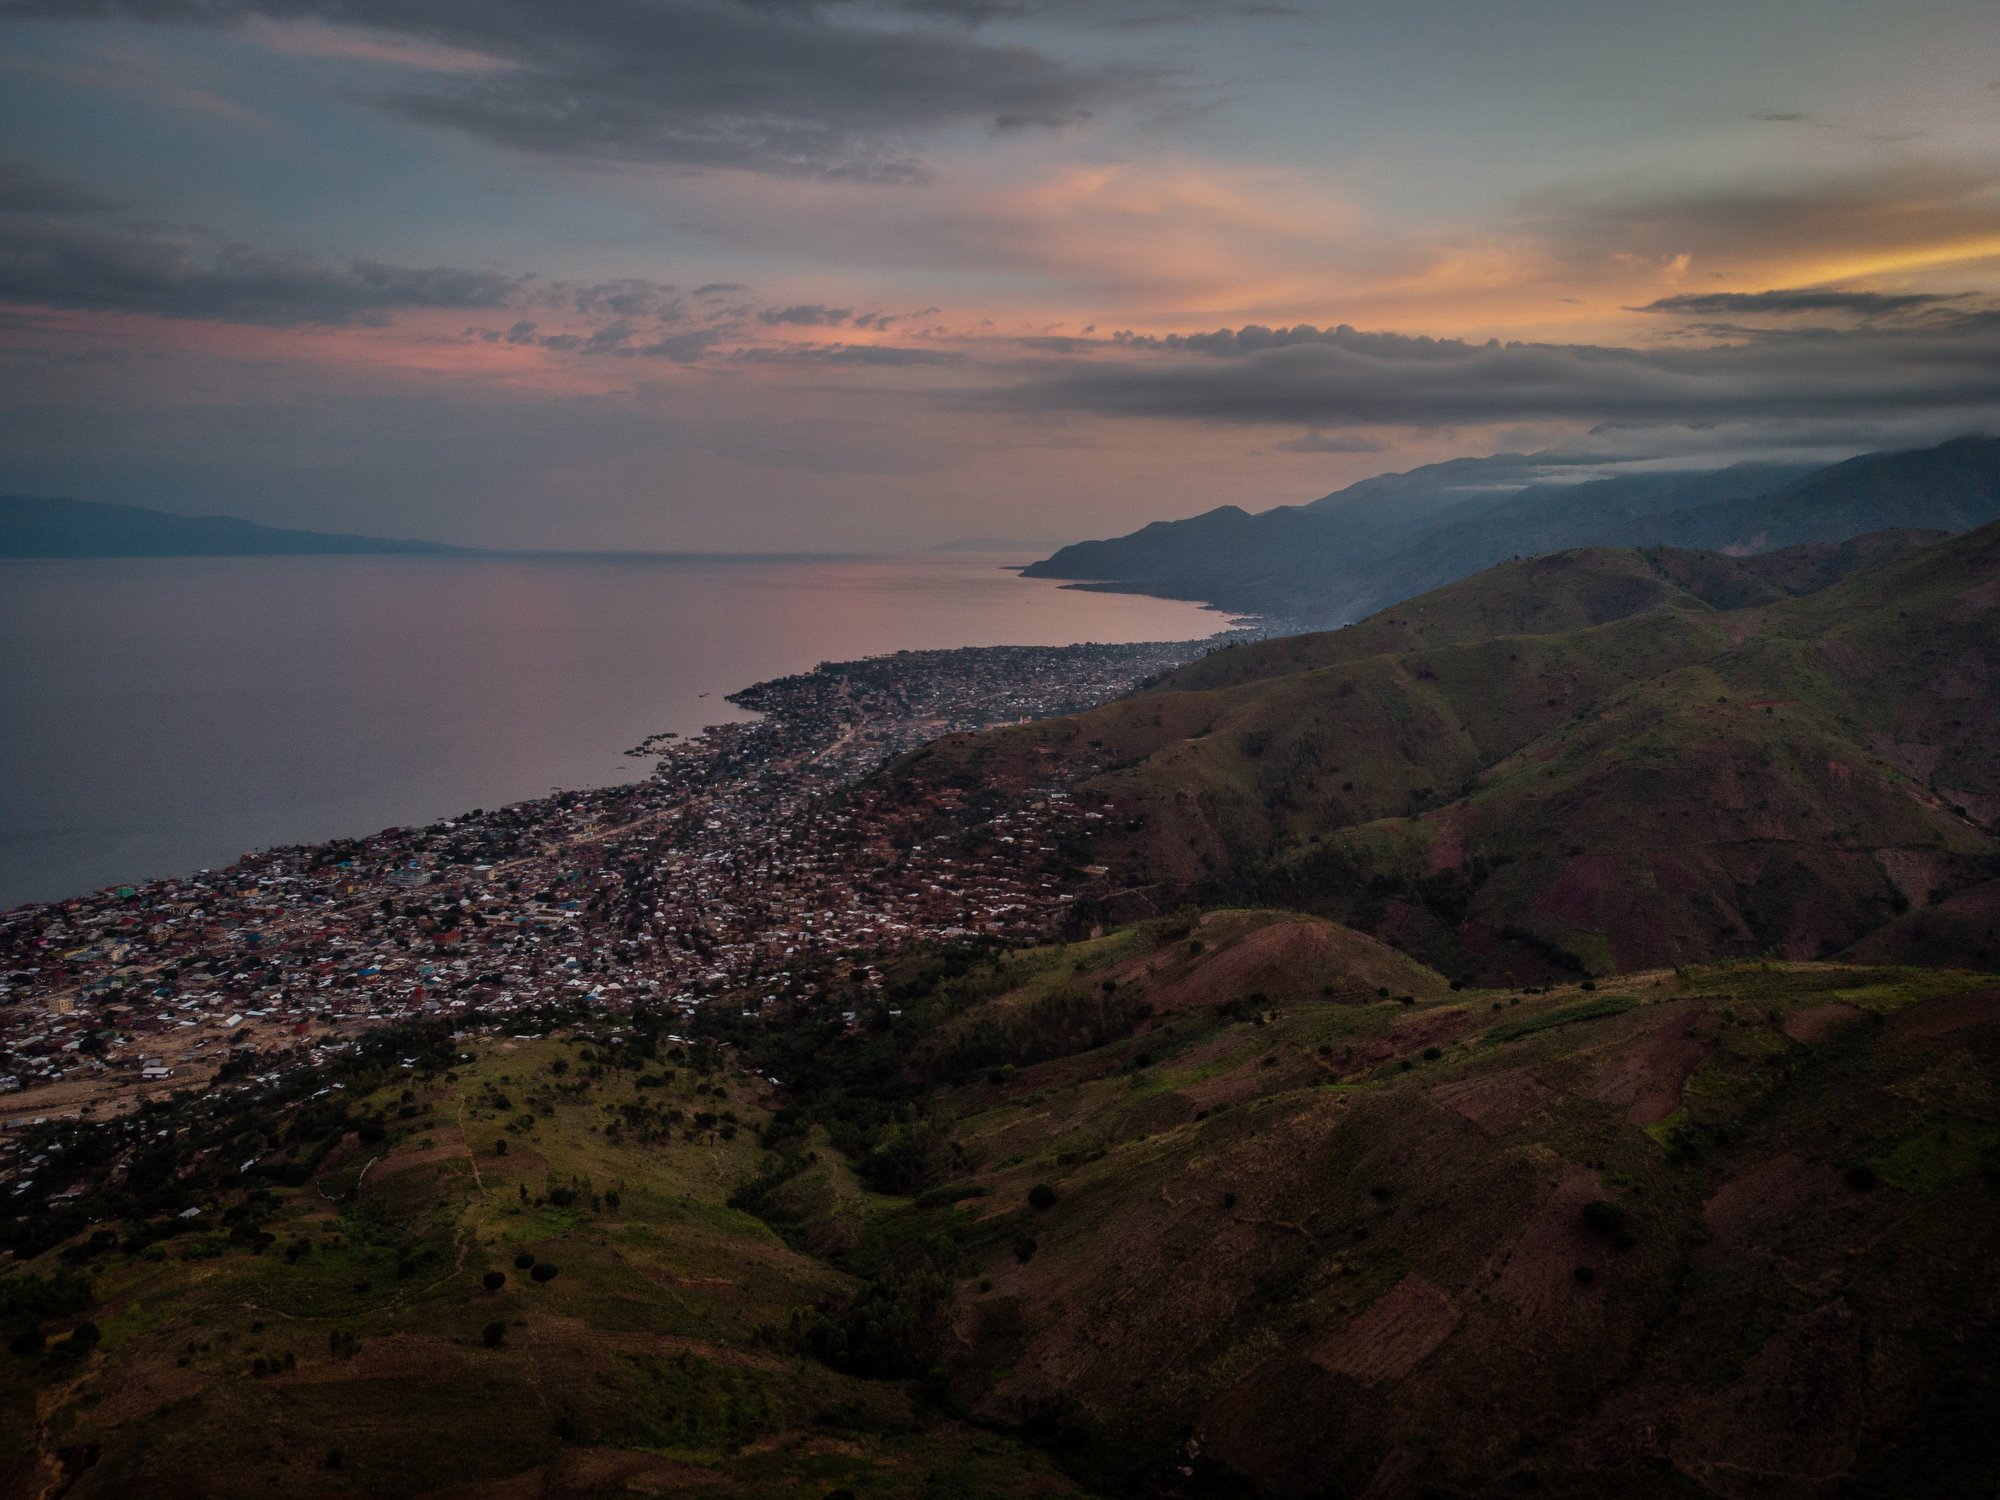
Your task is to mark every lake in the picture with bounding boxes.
[0,553,1220,908]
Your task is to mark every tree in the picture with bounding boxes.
[481,1321,506,1349]
[1028,1183,1057,1210]
[513,1249,535,1270]
[530,1262,558,1284]
[482,1271,505,1292]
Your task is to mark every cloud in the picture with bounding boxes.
[1271,429,1386,453]
[850,306,937,329]
[0,160,124,215]
[1634,288,1969,320]
[636,327,732,362]
[868,0,1304,25]
[560,278,683,318]
[6,0,1158,182]
[736,341,964,366]
[1110,322,1473,358]
[1515,163,2000,285]
[758,303,852,326]
[0,218,520,325]
[967,317,2000,432]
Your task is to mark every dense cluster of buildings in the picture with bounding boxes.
[0,635,1229,1140]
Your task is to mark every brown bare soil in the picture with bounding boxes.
[1431,1068,1554,1135]
[1781,1001,1864,1043]
[1310,1273,1461,1386]
[1587,1011,1712,1124]
[1493,1162,1608,1324]
[1697,1152,1837,1262]
[1889,986,2000,1038]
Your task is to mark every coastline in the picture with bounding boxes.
[0,630,1255,1129]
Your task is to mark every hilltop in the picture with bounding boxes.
[1023,435,2000,624]
[0,496,463,558]
[903,523,2000,981]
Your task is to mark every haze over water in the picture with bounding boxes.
[0,554,1219,909]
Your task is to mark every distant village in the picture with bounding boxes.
[0,632,1249,1191]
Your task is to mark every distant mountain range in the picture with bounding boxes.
[0,496,463,558]
[1024,434,2000,624]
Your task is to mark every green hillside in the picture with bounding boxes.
[0,1017,1079,1500]
[898,525,2000,981]
[11,920,1995,1498]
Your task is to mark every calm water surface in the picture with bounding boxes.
[0,554,1219,908]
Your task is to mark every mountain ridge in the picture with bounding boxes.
[0,495,464,558]
[1024,436,2000,624]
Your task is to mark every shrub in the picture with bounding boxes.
[1582,1199,1637,1249]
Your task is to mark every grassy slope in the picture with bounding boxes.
[890,915,2000,1498]
[5,914,1997,1499]
[0,1035,1079,1500]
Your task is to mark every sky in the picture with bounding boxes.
[0,0,1997,551]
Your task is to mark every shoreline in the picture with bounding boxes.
[0,629,1260,1136]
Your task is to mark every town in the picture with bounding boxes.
[0,632,1245,1174]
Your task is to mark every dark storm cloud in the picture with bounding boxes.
[0,161,125,215]
[0,218,521,325]
[3,0,1157,181]
[1636,288,1967,319]
[968,319,2000,430]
